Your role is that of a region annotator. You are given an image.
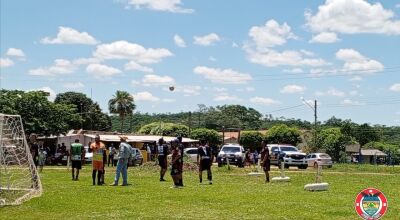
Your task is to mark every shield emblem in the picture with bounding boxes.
[362,195,380,217]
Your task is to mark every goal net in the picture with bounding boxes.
[0,114,42,206]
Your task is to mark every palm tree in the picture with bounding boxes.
[108,91,135,133]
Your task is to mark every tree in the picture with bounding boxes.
[55,92,111,131]
[354,123,380,146]
[239,131,264,150]
[109,91,136,133]
[317,128,347,162]
[265,124,302,146]
[190,128,221,146]
[1,89,80,136]
[138,122,189,137]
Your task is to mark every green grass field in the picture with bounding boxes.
[1,164,399,220]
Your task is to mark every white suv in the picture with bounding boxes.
[269,144,308,169]
[217,144,245,167]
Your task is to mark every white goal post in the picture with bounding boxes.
[0,114,42,206]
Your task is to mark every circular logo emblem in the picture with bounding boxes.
[355,188,388,220]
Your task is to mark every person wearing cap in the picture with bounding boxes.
[197,139,213,185]
[170,139,182,188]
[110,136,132,186]
[260,140,271,183]
[90,135,106,185]
[156,138,169,182]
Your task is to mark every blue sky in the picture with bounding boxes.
[1,0,400,126]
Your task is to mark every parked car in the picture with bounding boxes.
[84,146,92,164]
[129,148,143,166]
[217,144,245,167]
[306,153,333,168]
[184,148,198,163]
[268,144,308,169]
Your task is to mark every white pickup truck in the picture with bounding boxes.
[268,144,308,169]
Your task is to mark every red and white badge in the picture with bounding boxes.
[355,188,388,220]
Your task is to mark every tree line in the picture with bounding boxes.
[1,89,399,162]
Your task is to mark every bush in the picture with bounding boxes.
[239,131,264,150]
[138,122,189,137]
[265,124,302,146]
[190,128,221,145]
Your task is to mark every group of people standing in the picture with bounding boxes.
[68,135,271,187]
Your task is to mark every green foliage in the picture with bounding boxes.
[317,128,347,162]
[265,124,302,146]
[1,89,80,135]
[54,92,111,131]
[1,167,400,219]
[190,128,221,145]
[109,91,136,132]
[353,123,380,146]
[138,122,189,137]
[239,131,264,150]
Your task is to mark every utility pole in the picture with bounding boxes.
[301,98,318,150]
[188,111,192,136]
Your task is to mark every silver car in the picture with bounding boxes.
[306,153,333,168]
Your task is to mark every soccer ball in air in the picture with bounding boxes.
[169,86,175,91]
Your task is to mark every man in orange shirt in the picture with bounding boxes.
[90,135,106,185]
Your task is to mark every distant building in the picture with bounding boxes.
[353,149,387,164]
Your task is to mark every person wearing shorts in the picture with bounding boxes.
[170,139,182,188]
[260,141,271,183]
[90,135,106,185]
[70,139,84,181]
[197,139,212,185]
[156,138,168,181]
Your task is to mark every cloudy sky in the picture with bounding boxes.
[1,0,400,125]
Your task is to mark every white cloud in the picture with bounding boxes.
[249,19,297,49]
[162,98,176,103]
[63,82,85,89]
[213,93,241,102]
[310,32,339,43]
[389,83,400,92]
[127,0,194,13]
[6,48,25,58]
[0,58,14,68]
[93,40,173,64]
[208,56,217,62]
[86,63,121,78]
[300,50,315,57]
[349,76,363,81]
[349,90,360,96]
[133,91,160,102]
[212,87,228,92]
[29,59,76,76]
[174,34,186,47]
[283,68,304,73]
[246,48,328,67]
[193,66,252,84]
[341,99,364,106]
[124,61,153,73]
[31,87,56,101]
[250,97,281,106]
[232,42,239,48]
[171,85,201,96]
[336,49,384,73]
[316,88,346,97]
[194,33,221,46]
[41,26,99,45]
[142,74,175,86]
[305,0,400,35]
[72,57,101,65]
[246,87,255,92]
[396,4,400,9]
[280,85,306,94]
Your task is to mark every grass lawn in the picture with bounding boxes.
[1,164,399,220]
